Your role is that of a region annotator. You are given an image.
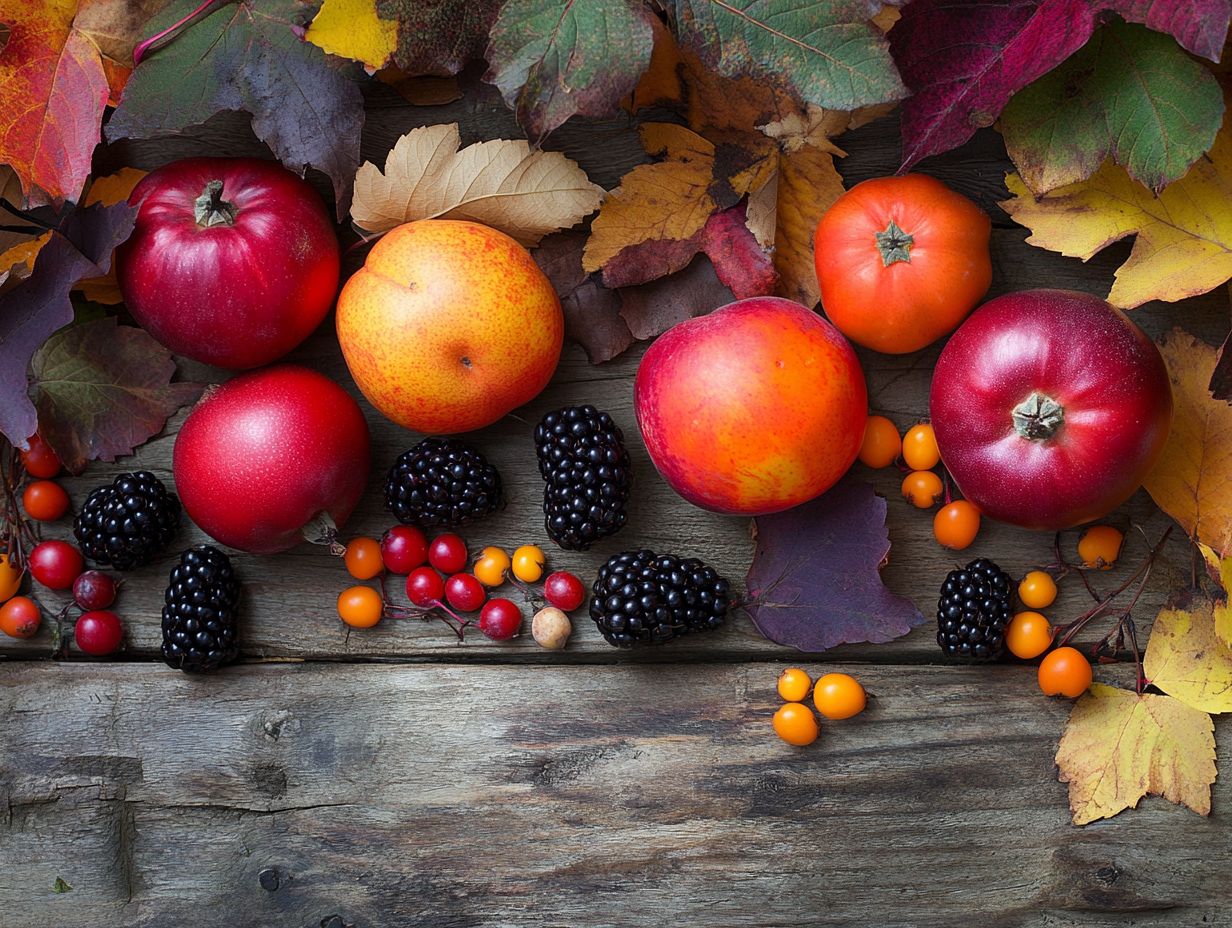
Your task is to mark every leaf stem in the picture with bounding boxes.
[132,0,233,65]
[0,199,57,232]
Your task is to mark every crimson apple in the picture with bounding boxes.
[634,297,867,515]
[173,366,371,554]
[930,289,1172,530]
[118,157,340,370]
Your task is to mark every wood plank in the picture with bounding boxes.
[1,661,1226,927]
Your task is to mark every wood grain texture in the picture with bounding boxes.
[1,661,1228,928]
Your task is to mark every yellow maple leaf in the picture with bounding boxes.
[582,124,723,273]
[1142,330,1232,557]
[351,123,602,246]
[305,0,396,71]
[1199,544,1232,647]
[1056,683,1215,825]
[74,167,146,304]
[1000,123,1232,308]
[1144,596,1232,713]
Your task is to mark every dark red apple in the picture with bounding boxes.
[930,289,1172,530]
[173,366,371,554]
[118,157,340,370]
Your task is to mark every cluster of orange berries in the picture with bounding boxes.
[859,416,981,550]
[771,667,867,746]
[1010,525,1124,698]
[334,525,584,648]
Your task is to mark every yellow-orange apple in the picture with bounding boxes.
[336,220,563,434]
[635,297,867,515]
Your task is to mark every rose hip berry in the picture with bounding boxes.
[444,573,486,612]
[28,540,85,590]
[73,570,118,611]
[479,598,522,640]
[427,533,467,574]
[406,566,445,608]
[0,596,41,639]
[75,610,124,655]
[380,525,428,574]
[542,571,585,612]
[20,433,62,478]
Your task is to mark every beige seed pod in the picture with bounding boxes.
[532,606,572,650]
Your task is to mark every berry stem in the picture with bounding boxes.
[1055,527,1171,648]
[507,575,546,610]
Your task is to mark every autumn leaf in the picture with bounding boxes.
[1199,544,1232,647]
[377,70,461,106]
[1056,683,1215,825]
[669,0,906,113]
[532,231,633,364]
[0,0,109,203]
[1143,594,1232,714]
[891,0,1231,172]
[626,14,682,113]
[75,167,146,304]
[0,232,52,292]
[73,0,171,101]
[30,316,203,472]
[0,200,137,448]
[1001,121,1232,309]
[305,0,396,70]
[617,255,734,341]
[1142,331,1232,557]
[487,0,655,139]
[351,123,602,245]
[1000,22,1223,194]
[107,0,364,219]
[377,0,501,76]
[745,476,926,652]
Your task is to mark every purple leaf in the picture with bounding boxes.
[0,200,136,449]
[533,232,634,363]
[745,476,925,652]
[618,256,734,341]
[30,317,204,473]
[1101,0,1232,60]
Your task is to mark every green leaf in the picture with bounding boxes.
[106,0,363,218]
[487,0,655,138]
[668,0,906,111]
[52,878,71,893]
[30,317,204,473]
[1000,21,1224,195]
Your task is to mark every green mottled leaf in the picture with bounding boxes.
[106,0,363,218]
[669,0,906,111]
[378,0,503,75]
[1000,21,1224,194]
[487,0,655,138]
[52,878,71,893]
[30,317,204,473]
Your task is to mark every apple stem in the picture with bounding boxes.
[874,219,914,266]
[195,180,239,228]
[1012,392,1065,441]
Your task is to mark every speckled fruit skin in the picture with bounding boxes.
[635,297,867,515]
[173,366,371,554]
[930,289,1172,530]
[336,219,563,434]
[117,158,340,370]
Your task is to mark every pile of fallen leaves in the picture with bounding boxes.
[1,0,1231,828]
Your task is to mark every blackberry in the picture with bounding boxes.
[161,545,240,673]
[535,405,631,550]
[936,557,1013,661]
[73,471,180,571]
[589,549,729,648]
[384,439,503,529]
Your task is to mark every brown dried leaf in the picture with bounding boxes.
[351,123,602,245]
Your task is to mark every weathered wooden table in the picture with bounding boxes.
[3,84,1229,927]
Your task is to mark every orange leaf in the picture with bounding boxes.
[1143,330,1232,557]
[0,0,109,203]
[75,167,146,304]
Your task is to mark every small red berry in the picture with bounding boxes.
[406,566,445,608]
[22,479,70,521]
[73,570,117,611]
[20,433,62,478]
[543,571,585,612]
[427,533,467,574]
[75,610,124,655]
[28,540,85,590]
[444,573,486,612]
[0,596,41,638]
[381,525,428,574]
[479,598,523,641]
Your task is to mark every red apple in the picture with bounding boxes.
[173,366,371,554]
[635,297,867,515]
[118,157,340,370]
